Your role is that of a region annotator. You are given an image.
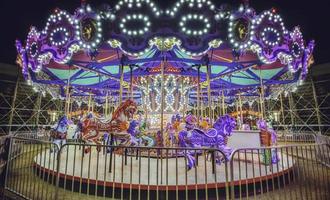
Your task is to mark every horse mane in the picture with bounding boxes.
[111,99,135,121]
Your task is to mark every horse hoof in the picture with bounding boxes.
[84,148,90,154]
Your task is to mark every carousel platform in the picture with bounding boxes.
[33,147,294,198]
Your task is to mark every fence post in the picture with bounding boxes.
[54,144,63,200]
[229,152,235,200]
[4,136,13,189]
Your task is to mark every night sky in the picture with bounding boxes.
[0,0,329,65]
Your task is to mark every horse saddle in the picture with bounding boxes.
[192,128,217,138]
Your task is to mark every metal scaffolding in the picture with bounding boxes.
[265,75,330,135]
[1,63,330,135]
[0,64,64,134]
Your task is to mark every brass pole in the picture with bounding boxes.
[105,92,109,117]
[145,76,149,121]
[181,76,185,118]
[87,93,92,113]
[65,78,71,116]
[197,66,201,124]
[239,92,243,126]
[119,64,124,104]
[259,68,265,120]
[207,64,212,125]
[222,90,225,114]
[212,98,215,123]
[235,96,239,121]
[218,92,221,118]
[91,97,94,113]
[160,50,165,140]
[130,65,133,100]
[259,90,263,120]
[257,98,260,117]
[69,93,73,114]
[201,96,204,118]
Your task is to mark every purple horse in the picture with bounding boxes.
[257,119,279,164]
[178,115,236,170]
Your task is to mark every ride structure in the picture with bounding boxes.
[13,0,316,197]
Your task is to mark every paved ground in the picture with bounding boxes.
[2,143,330,200]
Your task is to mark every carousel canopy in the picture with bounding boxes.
[15,0,314,104]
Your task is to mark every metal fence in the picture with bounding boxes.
[277,132,317,143]
[3,136,330,200]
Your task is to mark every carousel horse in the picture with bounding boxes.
[257,119,279,164]
[66,120,83,143]
[128,120,155,147]
[50,116,70,152]
[164,123,176,146]
[178,114,236,170]
[81,99,137,153]
[126,120,142,146]
[164,114,183,147]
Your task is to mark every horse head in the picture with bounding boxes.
[54,115,69,132]
[184,114,197,130]
[257,119,277,145]
[257,119,267,130]
[214,115,236,137]
[112,99,137,121]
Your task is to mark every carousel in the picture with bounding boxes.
[15,0,314,198]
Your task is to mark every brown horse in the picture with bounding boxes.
[81,99,137,153]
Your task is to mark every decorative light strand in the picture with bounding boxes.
[120,14,151,36]
[75,6,102,49]
[179,14,210,36]
[166,0,215,17]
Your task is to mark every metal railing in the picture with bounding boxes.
[277,132,317,143]
[3,136,330,200]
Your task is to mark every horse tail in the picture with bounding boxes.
[186,151,196,170]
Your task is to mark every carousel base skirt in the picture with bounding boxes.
[33,148,294,198]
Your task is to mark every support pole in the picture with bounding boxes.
[207,64,212,125]
[222,90,225,115]
[145,77,149,121]
[91,97,94,113]
[8,77,19,134]
[105,92,109,117]
[201,97,204,118]
[239,92,243,128]
[218,93,221,117]
[130,65,133,100]
[197,66,201,124]
[311,78,322,134]
[64,77,71,116]
[280,92,287,143]
[235,97,239,124]
[87,93,92,113]
[119,64,124,104]
[258,68,265,120]
[160,49,166,143]
[181,77,185,118]
[257,98,260,117]
[288,92,295,131]
[212,98,215,123]
[35,92,42,128]
[259,90,264,120]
